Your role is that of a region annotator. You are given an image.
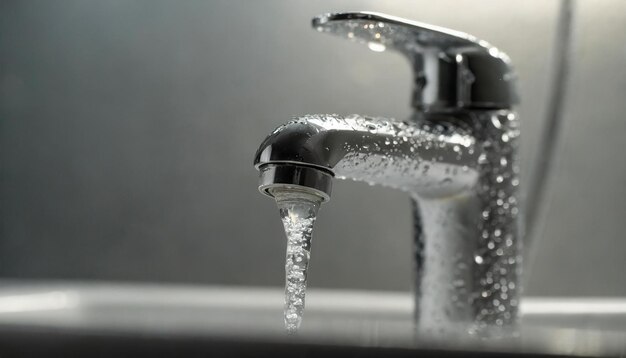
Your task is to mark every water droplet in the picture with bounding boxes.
[367,42,386,52]
[491,116,502,129]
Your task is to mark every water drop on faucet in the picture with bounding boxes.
[367,42,386,52]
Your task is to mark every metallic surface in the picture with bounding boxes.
[313,12,517,111]
[258,164,332,202]
[0,282,623,356]
[254,13,521,338]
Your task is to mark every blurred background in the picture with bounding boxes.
[0,0,624,297]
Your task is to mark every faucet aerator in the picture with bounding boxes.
[258,164,332,203]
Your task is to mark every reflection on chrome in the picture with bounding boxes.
[0,291,79,314]
[522,298,626,315]
[0,284,623,355]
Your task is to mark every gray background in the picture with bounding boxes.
[0,0,624,296]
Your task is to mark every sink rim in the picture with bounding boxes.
[0,280,623,356]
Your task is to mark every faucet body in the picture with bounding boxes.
[254,12,521,338]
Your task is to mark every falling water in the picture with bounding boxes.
[270,188,323,334]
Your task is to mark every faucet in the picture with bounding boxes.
[253,12,521,339]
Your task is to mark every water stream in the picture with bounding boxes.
[270,188,323,334]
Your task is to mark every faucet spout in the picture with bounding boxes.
[254,12,522,340]
[254,114,480,199]
[254,111,521,338]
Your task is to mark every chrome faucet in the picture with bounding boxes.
[254,12,521,339]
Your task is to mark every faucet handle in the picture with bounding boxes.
[313,12,517,110]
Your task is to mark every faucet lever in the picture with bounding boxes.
[313,12,518,111]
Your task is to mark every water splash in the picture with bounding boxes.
[270,188,323,334]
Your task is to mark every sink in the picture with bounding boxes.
[0,281,623,356]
